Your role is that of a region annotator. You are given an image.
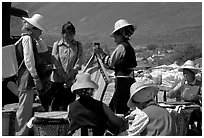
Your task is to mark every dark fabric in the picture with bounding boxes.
[109,77,135,115]
[2,2,28,46]
[2,75,18,106]
[114,41,137,76]
[141,105,176,136]
[50,82,76,111]
[16,35,39,91]
[2,2,11,46]
[68,97,108,135]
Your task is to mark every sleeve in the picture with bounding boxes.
[103,103,125,129]
[166,81,183,98]
[73,42,84,70]
[105,44,125,68]
[36,37,48,53]
[126,108,149,136]
[22,36,38,78]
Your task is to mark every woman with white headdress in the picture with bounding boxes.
[94,19,137,115]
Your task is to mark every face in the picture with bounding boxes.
[183,69,195,83]
[63,31,75,42]
[31,26,42,38]
[113,33,123,44]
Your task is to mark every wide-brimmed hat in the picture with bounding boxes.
[71,73,98,92]
[22,14,45,31]
[110,19,137,37]
[179,60,201,73]
[127,81,158,108]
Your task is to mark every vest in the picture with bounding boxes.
[68,97,108,135]
[141,105,176,136]
[15,35,40,91]
[114,41,137,75]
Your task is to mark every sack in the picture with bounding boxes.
[181,85,200,101]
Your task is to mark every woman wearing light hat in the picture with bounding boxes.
[94,19,137,115]
[167,60,202,135]
[167,60,201,104]
[120,81,176,136]
[15,13,48,135]
[67,73,126,135]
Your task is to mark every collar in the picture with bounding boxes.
[58,38,77,47]
[185,78,196,85]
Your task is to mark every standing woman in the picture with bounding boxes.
[50,21,84,111]
[94,19,137,115]
[15,14,48,135]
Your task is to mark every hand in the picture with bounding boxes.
[33,77,43,90]
[26,117,36,128]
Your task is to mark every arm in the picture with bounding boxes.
[51,42,70,80]
[69,42,84,79]
[94,44,124,69]
[166,81,182,99]
[36,37,48,53]
[22,35,38,78]
[102,103,125,130]
[106,44,125,68]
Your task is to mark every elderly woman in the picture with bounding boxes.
[120,81,176,136]
[94,19,137,115]
[67,73,126,136]
[15,14,48,136]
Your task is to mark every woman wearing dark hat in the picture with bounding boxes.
[50,21,84,111]
[15,13,48,135]
[67,73,126,136]
[94,19,137,115]
[120,81,176,136]
[167,60,202,135]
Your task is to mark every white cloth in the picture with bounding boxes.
[2,44,18,78]
[120,107,149,136]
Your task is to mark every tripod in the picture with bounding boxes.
[82,43,110,102]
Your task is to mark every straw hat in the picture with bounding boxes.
[127,81,158,108]
[110,19,137,37]
[22,14,45,31]
[179,60,200,73]
[71,73,98,92]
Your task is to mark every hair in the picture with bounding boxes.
[61,21,76,35]
[114,25,135,40]
[21,20,33,34]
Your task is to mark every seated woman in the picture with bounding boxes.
[67,72,126,136]
[120,80,176,136]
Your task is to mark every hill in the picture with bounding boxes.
[10,2,202,48]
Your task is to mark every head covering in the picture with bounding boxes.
[127,81,158,108]
[110,19,137,37]
[71,73,98,92]
[22,14,45,31]
[179,60,201,73]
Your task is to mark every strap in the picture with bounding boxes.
[15,37,24,71]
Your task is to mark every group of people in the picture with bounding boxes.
[3,12,202,136]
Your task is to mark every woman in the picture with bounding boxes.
[94,19,137,115]
[67,72,126,136]
[167,60,202,135]
[50,21,84,111]
[120,81,176,136]
[15,14,48,136]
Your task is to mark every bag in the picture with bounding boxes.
[36,51,53,94]
[181,85,200,101]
